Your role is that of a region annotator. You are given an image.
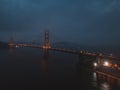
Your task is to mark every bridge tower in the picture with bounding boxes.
[43,30,51,49]
[9,37,15,48]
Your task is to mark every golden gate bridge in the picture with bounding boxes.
[8,30,120,66]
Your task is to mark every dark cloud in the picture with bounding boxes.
[86,9,120,32]
[0,0,120,45]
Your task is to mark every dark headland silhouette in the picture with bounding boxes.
[0,41,9,49]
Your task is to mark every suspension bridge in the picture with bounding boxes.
[8,30,120,66]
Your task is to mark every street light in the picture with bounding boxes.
[93,62,98,67]
[103,61,109,66]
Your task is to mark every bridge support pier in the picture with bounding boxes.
[78,51,84,64]
[9,37,15,48]
[97,53,104,66]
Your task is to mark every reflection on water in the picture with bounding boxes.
[0,48,120,90]
[101,82,110,90]
[41,49,49,75]
[92,72,120,90]
[92,72,98,87]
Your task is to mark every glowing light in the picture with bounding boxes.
[16,45,19,48]
[103,61,109,66]
[94,62,98,67]
[43,46,51,49]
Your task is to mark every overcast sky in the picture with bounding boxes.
[0,0,120,46]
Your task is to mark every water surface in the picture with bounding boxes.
[0,47,120,90]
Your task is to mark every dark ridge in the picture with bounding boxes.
[0,41,9,49]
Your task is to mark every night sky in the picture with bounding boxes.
[0,0,120,46]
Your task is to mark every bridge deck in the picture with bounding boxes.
[9,44,120,61]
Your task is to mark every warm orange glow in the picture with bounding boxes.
[43,46,51,49]
[103,61,109,66]
[114,64,118,68]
